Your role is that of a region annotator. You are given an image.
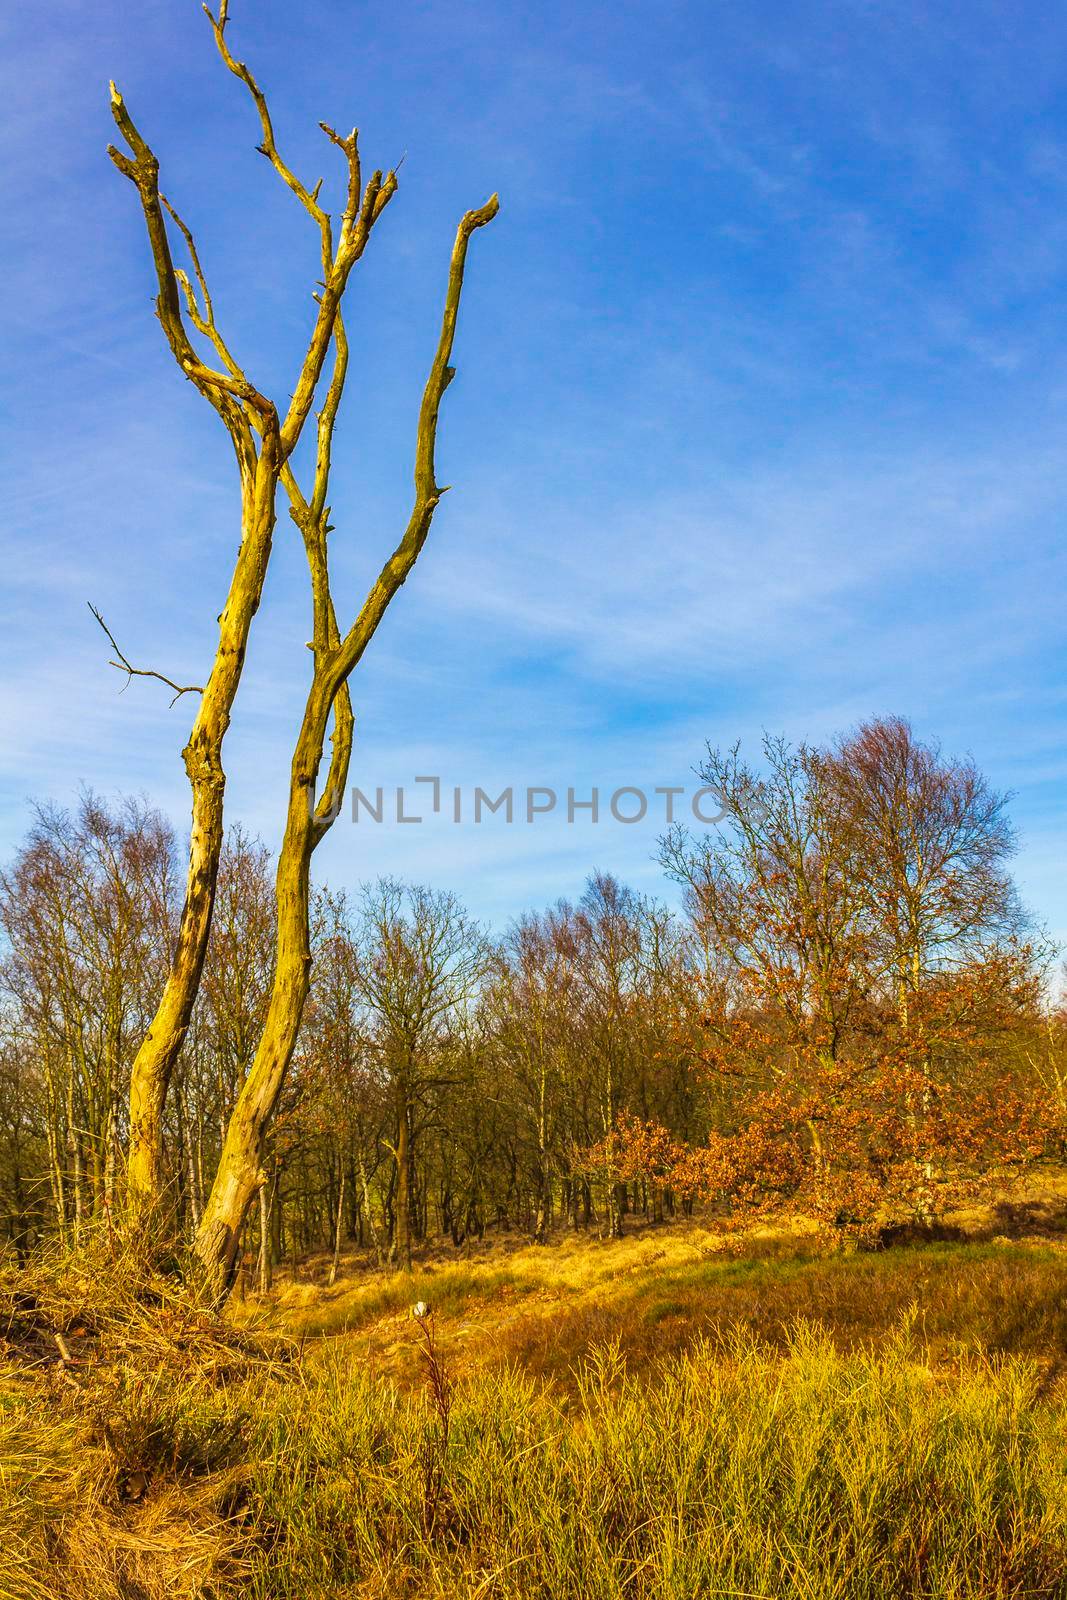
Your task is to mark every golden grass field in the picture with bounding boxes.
[6,1196,1067,1599]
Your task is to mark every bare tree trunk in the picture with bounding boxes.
[359,1152,383,1264]
[44,1065,67,1248]
[126,450,280,1228]
[257,1176,273,1293]
[104,1089,120,1214]
[533,1164,549,1244]
[193,673,327,1294]
[192,194,497,1300]
[328,1170,346,1286]
[394,1090,413,1272]
[108,23,398,1236]
[181,1087,204,1234]
[66,1071,84,1250]
[533,1075,550,1242]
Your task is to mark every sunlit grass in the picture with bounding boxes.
[257,1222,1067,1391]
[7,1221,1067,1597]
[7,1319,1067,1598]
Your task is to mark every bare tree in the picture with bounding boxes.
[0,797,177,1243]
[106,5,497,1262]
[830,717,1023,1026]
[660,738,874,1069]
[488,914,577,1242]
[352,882,488,1271]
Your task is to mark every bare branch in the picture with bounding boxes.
[279,460,353,843]
[107,82,277,446]
[89,603,204,708]
[203,3,333,264]
[160,195,215,325]
[278,300,354,842]
[320,123,361,244]
[330,194,499,688]
[160,195,247,387]
[196,13,395,458]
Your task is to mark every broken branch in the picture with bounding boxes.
[89,603,204,707]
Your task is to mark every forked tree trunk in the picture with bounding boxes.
[126,451,279,1227]
[108,32,398,1240]
[109,5,495,1284]
[192,195,497,1299]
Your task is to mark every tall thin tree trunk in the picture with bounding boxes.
[126,448,280,1228]
[193,678,328,1295]
[359,1152,382,1264]
[183,1090,204,1234]
[44,1064,67,1248]
[66,1071,84,1249]
[328,1170,346,1286]
[394,1089,413,1272]
[256,1179,273,1293]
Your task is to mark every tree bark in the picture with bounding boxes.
[126,449,280,1228]
[393,1084,413,1271]
[193,671,330,1294]
[328,1170,346,1286]
[257,1178,273,1293]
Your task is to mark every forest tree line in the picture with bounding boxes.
[1,716,1063,1277]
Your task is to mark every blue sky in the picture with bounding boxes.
[2,0,1066,941]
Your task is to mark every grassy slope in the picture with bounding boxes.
[6,1213,1067,1599]
[257,1209,1067,1388]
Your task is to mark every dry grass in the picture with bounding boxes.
[5,1211,1067,1598]
[0,1236,285,1600]
[251,1206,1067,1391]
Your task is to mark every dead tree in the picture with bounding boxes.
[107,3,497,1261]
